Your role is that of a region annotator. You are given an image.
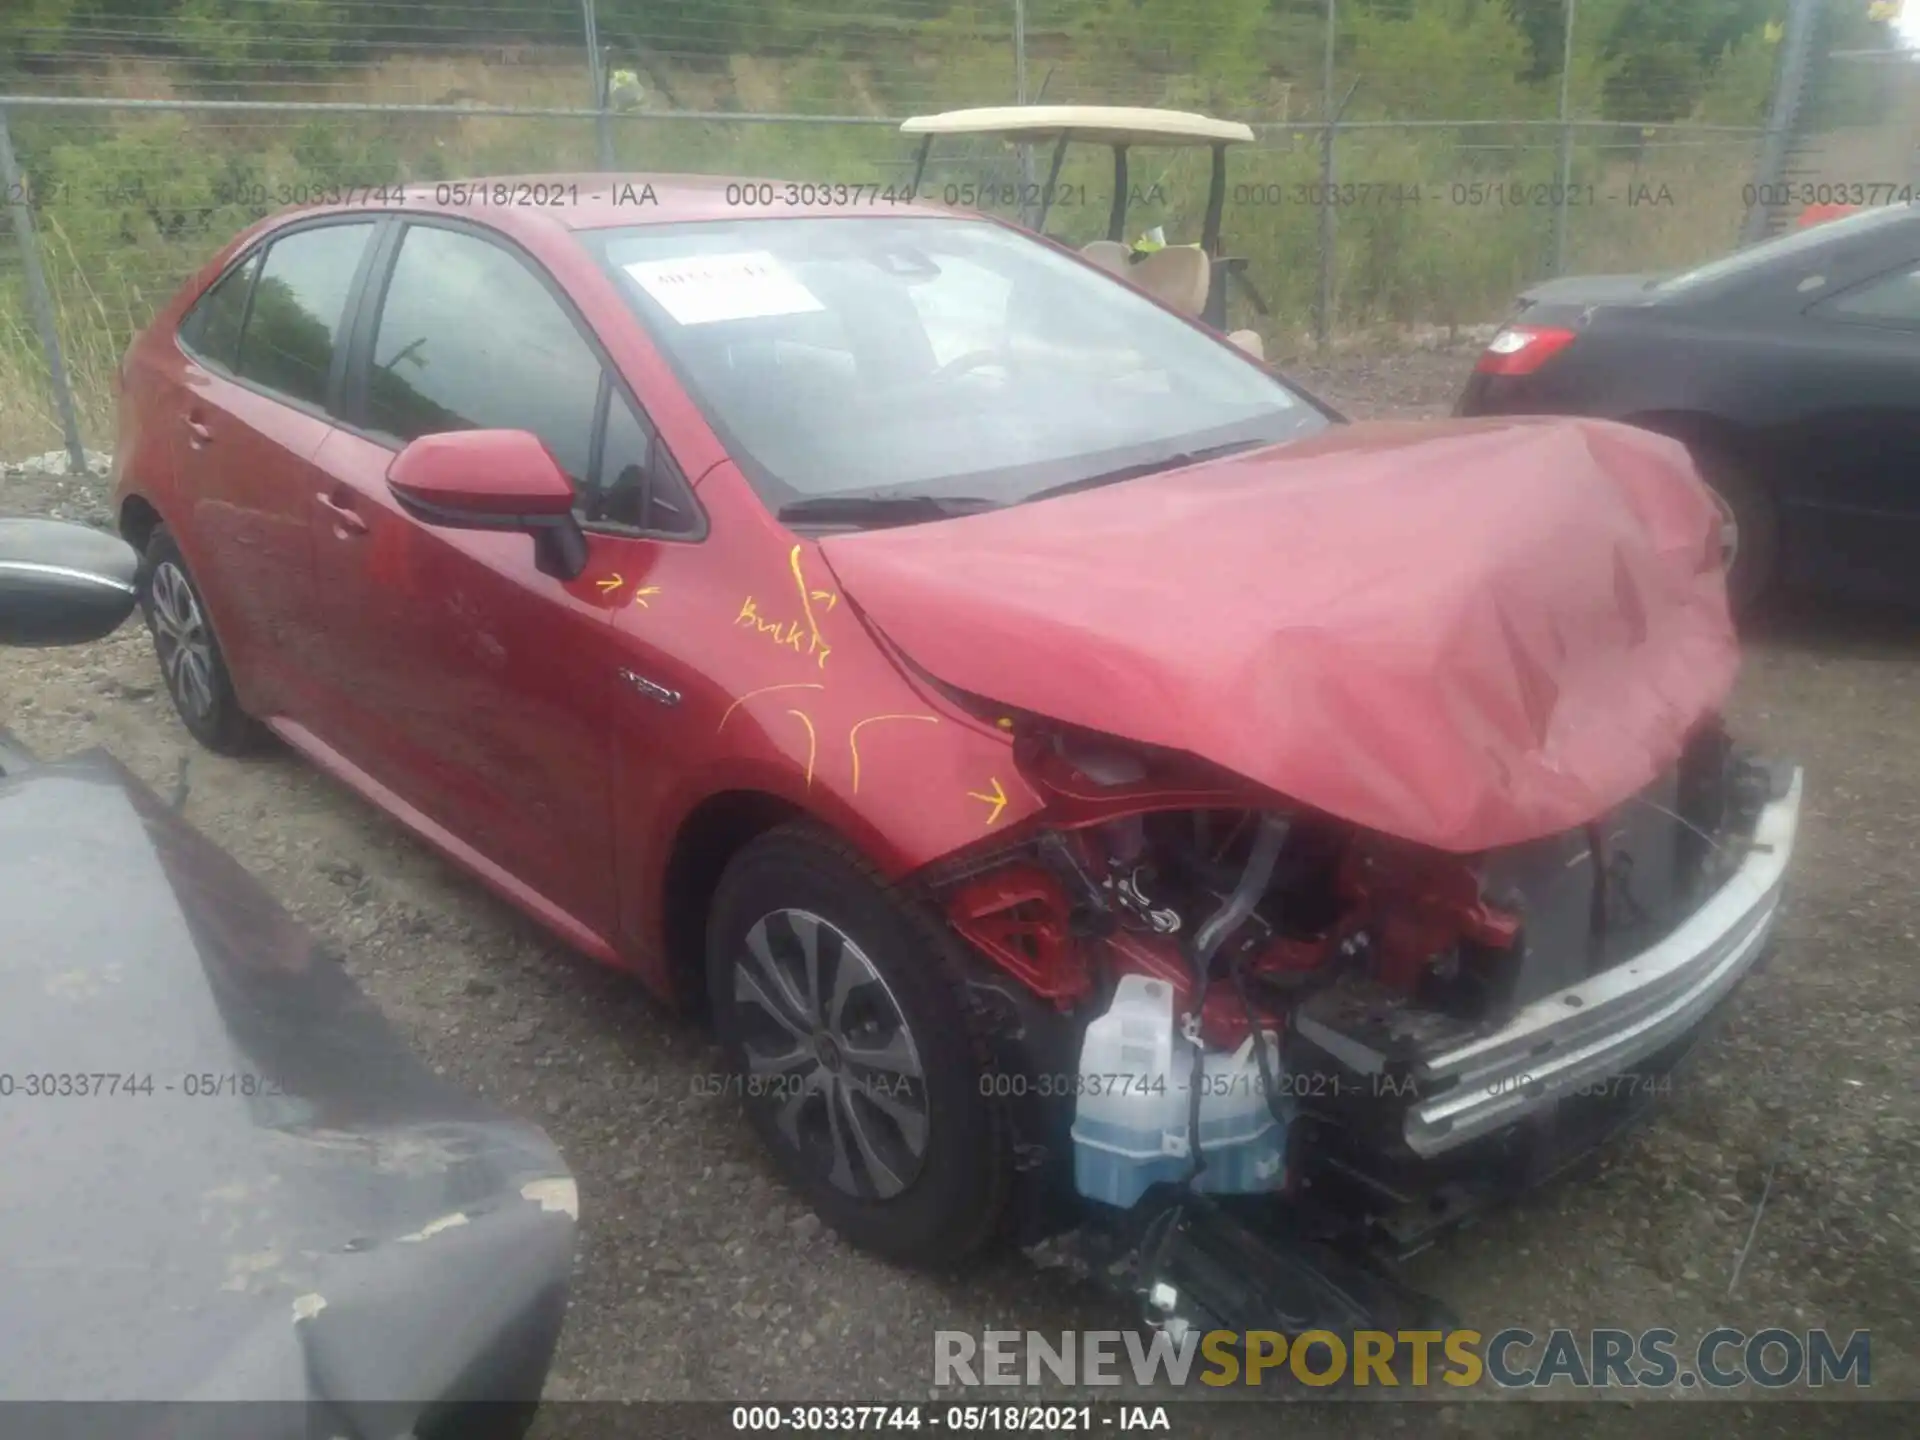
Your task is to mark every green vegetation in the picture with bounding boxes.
[0,1,1900,453]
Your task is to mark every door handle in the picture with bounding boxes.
[182,415,213,446]
[316,491,370,536]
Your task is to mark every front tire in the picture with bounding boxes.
[706,823,1012,1266]
[139,526,264,755]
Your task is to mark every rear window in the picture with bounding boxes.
[1656,203,1916,295]
[179,251,261,369]
[233,222,375,408]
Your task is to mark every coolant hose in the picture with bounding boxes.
[1192,813,1292,967]
[1184,812,1290,1184]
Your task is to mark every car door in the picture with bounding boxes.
[168,219,381,719]
[303,219,699,948]
[1783,259,1920,597]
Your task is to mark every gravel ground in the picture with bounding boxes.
[3,347,1916,1431]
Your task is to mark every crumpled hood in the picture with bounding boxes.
[819,416,1738,853]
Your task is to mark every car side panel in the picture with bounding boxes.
[607,463,1035,995]
[306,426,623,942]
[166,357,333,719]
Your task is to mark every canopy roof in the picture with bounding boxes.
[900,105,1255,147]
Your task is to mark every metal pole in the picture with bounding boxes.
[0,108,87,476]
[581,0,615,171]
[1015,0,1037,228]
[1741,0,1820,244]
[1550,0,1578,276]
[1316,0,1336,352]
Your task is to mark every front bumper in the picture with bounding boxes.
[1370,767,1801,1158]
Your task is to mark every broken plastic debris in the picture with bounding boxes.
[395,1211,470,1243]
[521,1177,579,1219]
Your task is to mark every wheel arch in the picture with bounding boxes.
[658,787,807,1018]
[117,493,165,555]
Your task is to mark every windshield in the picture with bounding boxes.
[586,216,1325,511]
[1656,203,1916,294]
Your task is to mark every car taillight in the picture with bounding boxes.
[1475,325,1578,376]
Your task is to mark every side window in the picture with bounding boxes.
[1817,263,1920,326]
[179,250,261,369]
[364,225,601,486]
[591,390,701,536]
[233,222,374,408]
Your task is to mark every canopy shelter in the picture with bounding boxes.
[901,106,1261,332]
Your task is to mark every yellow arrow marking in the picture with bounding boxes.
[632,585,662,608]
[846,713,940,793]
[966,776,1008,826]
[594,574,624,594]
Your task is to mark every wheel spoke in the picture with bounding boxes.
[841,1026,921,1079]
[854,1074,928,1157]
[734,958,809,1042]
[742,921,811,1029]
[825,938,868,1033]
[771,1069,822,1149]
[830,1078,906,1198]
[789,911,826,1024]
[744,1039,815,1078]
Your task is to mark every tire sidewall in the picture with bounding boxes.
[706,826,1007,1266]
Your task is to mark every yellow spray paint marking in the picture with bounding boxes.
[789,545,827,649]
[810,589,839,611]
[967,776,1009,825]
[847,713,940,793]
[736,594,830,668]
[786,709,818,789]
[716,681,825,735]
[595,574,624,595]
[632,585,662,608]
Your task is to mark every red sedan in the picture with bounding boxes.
[112,176,1800,1310]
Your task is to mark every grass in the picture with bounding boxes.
[0,49,1764,459]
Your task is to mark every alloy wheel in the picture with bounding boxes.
[148,560,215,721]
[1709,486,1740,574]
[732,908,930,1200]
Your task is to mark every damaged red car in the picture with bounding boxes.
[112,177,1802,1330]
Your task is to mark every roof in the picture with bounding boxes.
[900,105,1255,147]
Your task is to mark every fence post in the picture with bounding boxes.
[580,0,615,171]
[1549,0,1578,276]
[1315,0,1336,351]
[1741,0,1819,244]
[0,107,88,477]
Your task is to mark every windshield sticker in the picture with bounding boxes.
[622,251,824,326]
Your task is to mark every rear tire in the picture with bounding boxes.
[139,526,264,755]
[706,822,1012,1266]
[1689,446,1779,614]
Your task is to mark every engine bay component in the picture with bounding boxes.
[1069,973,1287,1207]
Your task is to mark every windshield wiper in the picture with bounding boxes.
[776,492,1001,528]
[1021,438,1271,506]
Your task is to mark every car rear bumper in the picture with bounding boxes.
[1388,767,1801,1158]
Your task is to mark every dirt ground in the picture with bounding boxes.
[3,347,1916,1431]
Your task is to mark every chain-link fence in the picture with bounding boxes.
[0,0,1872,466]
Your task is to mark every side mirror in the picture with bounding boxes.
[386,429,588,579]
[0,518,141,647]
